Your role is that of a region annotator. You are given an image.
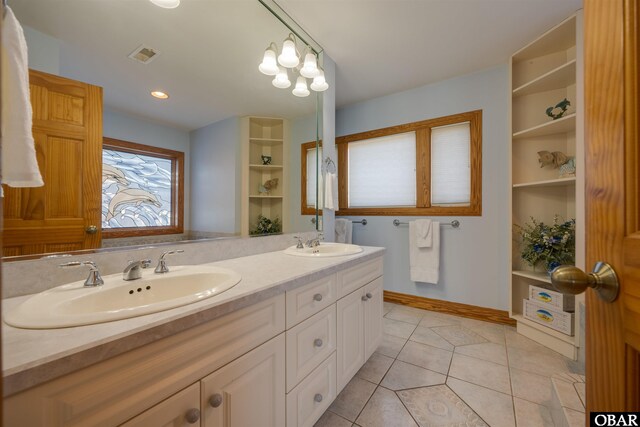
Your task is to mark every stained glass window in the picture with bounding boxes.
[101,138,184,236]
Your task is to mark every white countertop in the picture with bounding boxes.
[2,246,384,395]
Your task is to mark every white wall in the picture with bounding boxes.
[103,108,191,231]
[189,117,241,234]
[336,65,510,310]
[23,26,61,75]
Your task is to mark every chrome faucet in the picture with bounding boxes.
[294,236,304,249]
[123,259,151,281]
[59,261,104,287]
[154,250,184,274]
[306,232,324,248]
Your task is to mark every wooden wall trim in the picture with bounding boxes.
[383,290,516,326]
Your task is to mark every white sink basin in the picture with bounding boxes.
[283,242,364,257]
[4,265,241,329]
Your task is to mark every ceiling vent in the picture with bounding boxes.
[128,44,160,64]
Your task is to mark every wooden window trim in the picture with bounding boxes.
[335,110,482,216]
[102,137,184,238]
[300,140,323,216]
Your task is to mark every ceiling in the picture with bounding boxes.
[12,0,583,130]
[278,0,583,107]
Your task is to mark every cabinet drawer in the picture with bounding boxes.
[286,274,337,328]
[286,352,337,427]
[336,257,383,298]
[286,305,337,392]
[121,382,200,427]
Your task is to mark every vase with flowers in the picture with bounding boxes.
[515,215,575,275]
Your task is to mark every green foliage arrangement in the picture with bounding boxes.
[515,215,575,273]
[250,215,282,235]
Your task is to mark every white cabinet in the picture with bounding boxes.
[201,334,285,427]
[286,353,337,427]
[336,277,383,392]
[121,383,201,427]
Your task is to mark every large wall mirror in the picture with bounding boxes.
[5,0,323,259]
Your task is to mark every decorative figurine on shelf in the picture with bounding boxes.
[258,178,279,195]
[559,157,576,178]
[261,155,272,165]
[537,150,576,177]
[250,215,282,235]
[545,98,571,120]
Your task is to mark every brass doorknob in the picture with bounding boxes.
[85,225,98,234]
[550,262,619,303]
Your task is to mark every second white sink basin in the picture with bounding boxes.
[283,242,364,257]
[4,265,241,329]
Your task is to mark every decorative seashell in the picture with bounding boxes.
[537,151,570,169]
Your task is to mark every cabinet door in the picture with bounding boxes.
[363,277,384,360]
[201,334,285,427]
[336,288,365,392]
[121,383,201,427]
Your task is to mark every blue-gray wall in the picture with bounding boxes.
[189,117,241,234]
[336,65,510,310]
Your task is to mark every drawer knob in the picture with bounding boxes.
[314,393,323,403]
[313,293,323,302]
[185,408,200,424]
[366,292,373,299]
[314,338,323,347]
[209,393,223,408]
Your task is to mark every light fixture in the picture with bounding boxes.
[272,67,291,89]
[149,0,180,9]
[300,52,319,78]
[278,34,300,68]
[258,34,329,97]
[292,76,310,97]
[258,43,279,76]
[151,90,169,99]
[310,68,329,92]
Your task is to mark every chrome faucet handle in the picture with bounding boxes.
[123,259,152,281]
[155,250,184,274]
[59,261,104,287]
[294,236,304,249]
[317,232,324,241]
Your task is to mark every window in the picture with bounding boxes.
[102,137,184,237]
[300,140,323,215]
[336,110,481,216]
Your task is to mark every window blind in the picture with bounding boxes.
[348,132,416,207]
[306,146,323,208]
[431,122,471,205]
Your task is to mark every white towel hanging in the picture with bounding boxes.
[324,171,339,211]
[1,6,43,189]
[409,220,440,283]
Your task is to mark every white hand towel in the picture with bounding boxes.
[335,218,352,244]
[409,220,440,284]
[2,7,43,189]
[414,219,433,248]
[324,172,339,211]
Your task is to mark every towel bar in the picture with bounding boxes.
[351,219,367,225]
[392,219,460,228]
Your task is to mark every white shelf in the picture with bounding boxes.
[249,138,283,147]
[512,314,576,344]
[249,195,283,199]
[513,113,576,139]
[249,164,283,171]
[513,15,576,61]
[513,60,577,97]
[513,177,576,189]
[512,270,551,284]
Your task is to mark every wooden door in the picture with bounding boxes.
[201,334,285,427]
[2,70,102,256]
[584,0,640,412]
[336,288,364,392]
[363,277,383,361]
[121,383,201,427]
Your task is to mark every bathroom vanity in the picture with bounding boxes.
[2,247,384,427]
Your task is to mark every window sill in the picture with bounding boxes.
[335,206,481,216]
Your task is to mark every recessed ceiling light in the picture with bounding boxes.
[151,91,169,99]
[149,0,180,9]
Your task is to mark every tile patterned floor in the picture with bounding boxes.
[315,302,585,427]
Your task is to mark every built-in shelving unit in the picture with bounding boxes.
[241,117,290,236]
[509,12,585,360]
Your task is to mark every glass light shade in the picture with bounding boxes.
[272,67,291,89]
[300,53,319,78]
[310,69,329,92]
[258,48,279,76]
[149,0,180,8]
[292,76,310,97]
[278,37,299,68]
